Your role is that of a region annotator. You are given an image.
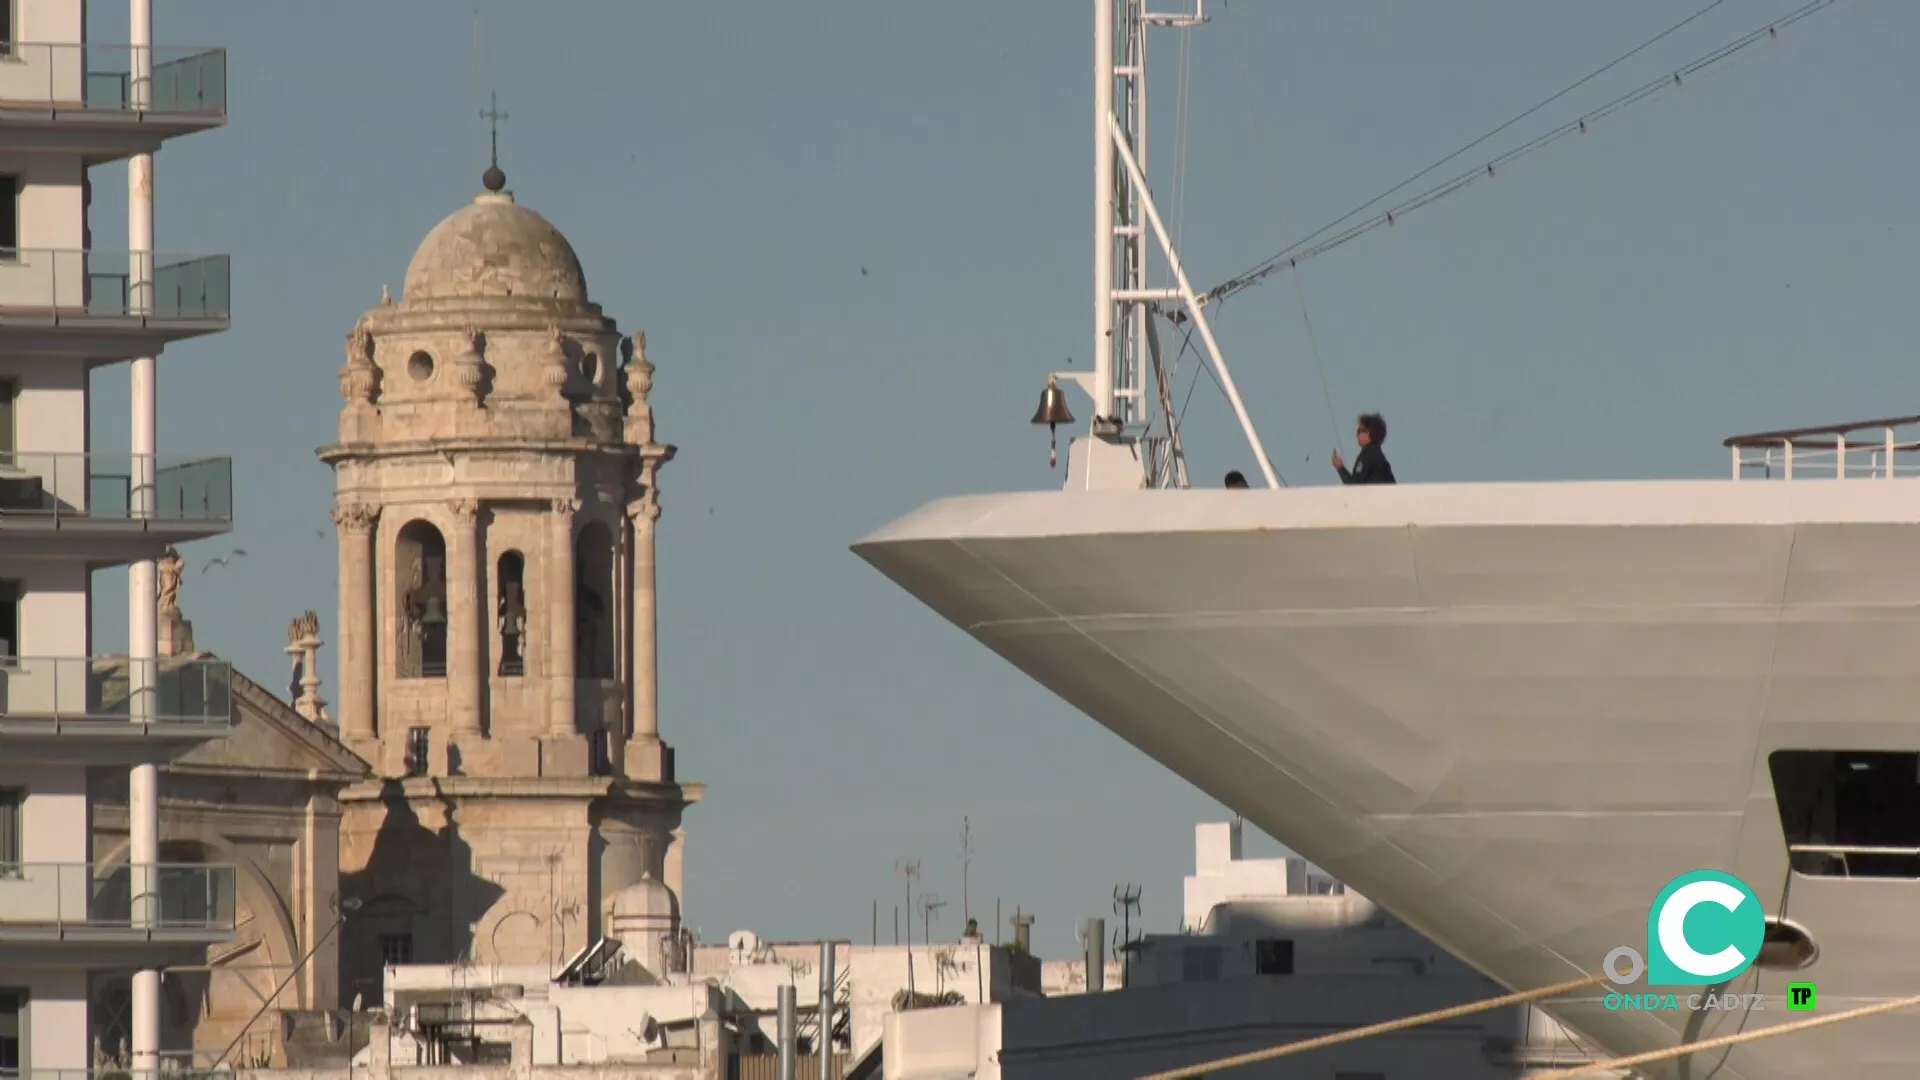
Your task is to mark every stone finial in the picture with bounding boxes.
[624,335,656,443]
[454,327,488,404]
[340,322,380,405]
[541,325,572,394]
[285,610,329,723]
[382,284,392,305]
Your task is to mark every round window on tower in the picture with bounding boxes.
[408,350,436,382]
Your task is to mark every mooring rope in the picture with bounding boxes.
[1530,992,1920,1080]
[1135,972,1612,1080]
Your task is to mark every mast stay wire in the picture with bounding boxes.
[1221,10,1341,453]
[1197,0,1837,307]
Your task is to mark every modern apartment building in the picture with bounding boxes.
[0,1,236,1076]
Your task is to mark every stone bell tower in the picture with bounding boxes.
[322,162,699,995]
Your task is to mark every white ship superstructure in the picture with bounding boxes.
[0,2,236,1076]
[857,3,1912,1077]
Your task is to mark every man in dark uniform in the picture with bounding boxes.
[1332,413,1396,485]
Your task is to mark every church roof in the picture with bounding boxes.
[162,655,372,782]
[402,175,590,306]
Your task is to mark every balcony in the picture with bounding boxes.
[0,861,237,957]
[0,654,233,764]
[0,452,233,553]
[0,250,231,359]
[0,43,227,159]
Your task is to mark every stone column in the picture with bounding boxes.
[548,497,579,738]
[332,502,380,741]
[448,499,483,735]
[628,495,662,743]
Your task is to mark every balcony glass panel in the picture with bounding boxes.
[0,453,233,523]
[0,250,231,322]
[0,43,227,115]
[0,655,234,728]
[0,862,237,933]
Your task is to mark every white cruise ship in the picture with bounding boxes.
[857,4,1912,1077]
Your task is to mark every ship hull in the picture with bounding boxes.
[854,480,1920,1080]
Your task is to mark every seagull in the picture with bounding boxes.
[202,548,248,574]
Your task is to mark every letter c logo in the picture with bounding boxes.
[1645,870,1765,987]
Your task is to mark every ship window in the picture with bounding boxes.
[1770,750,1920,878]
[1253,938,1294,975]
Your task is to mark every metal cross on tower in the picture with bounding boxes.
[480,91,509,171]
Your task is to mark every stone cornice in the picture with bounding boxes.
[361,300,617,338]
[339,776,702,805]
[317,437,643,465]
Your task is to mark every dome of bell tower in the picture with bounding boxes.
[401,167,590,305]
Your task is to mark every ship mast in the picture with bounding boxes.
[1039,0,1278,490]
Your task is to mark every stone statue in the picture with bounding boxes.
[157,546,184,615]
[498,580,527,674]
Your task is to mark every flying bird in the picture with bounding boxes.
[202,548,248,574]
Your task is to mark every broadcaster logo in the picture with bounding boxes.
[1602,870,1768,1014]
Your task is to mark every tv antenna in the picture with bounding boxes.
[960,817,975,925]
[1113,883,1143,983]
[921,893,947,944]
[895,860,921,995]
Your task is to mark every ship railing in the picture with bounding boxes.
[1785,842,1920,878]
[1725,414,1920,480]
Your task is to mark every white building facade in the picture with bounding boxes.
[0,2,236,1077]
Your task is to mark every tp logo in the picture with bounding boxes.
[1606,870,1766,987]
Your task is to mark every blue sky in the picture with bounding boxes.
[81,0,1918,955]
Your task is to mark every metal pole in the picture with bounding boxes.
[1107,111,1280,488]
[128,3,163,1076]
[1092,0,1116,422]
[1085,918,1106,993]
[776,984,796,1080]
[818,941,837,1080]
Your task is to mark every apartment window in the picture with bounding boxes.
[0,988,21,1073]
[0,379,14,461]
[0,175,16,255]
[0,788,20,874]
[403,727,430,777]
[378,933,413,967]
[0,580,17,660]
[1254,938,1294,976]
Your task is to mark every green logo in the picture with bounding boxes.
[1644,870,1766,986]
[1787,983,1817,1011]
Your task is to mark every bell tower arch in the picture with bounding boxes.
[323,164,699,999]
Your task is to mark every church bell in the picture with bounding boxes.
[1031,375,1075,469]
[421,594,448,627]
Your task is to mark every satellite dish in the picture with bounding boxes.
[637,1013,660,1045]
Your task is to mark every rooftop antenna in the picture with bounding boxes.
[480,91,509,191]
[921,893,946,945]
[894,860,921,995]
[960,817,975,926]
[1112,884,1143,984]
[1032,0,1275,490]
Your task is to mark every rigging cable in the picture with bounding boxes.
[1222,10,1341,452]
[1199,0,1839,306]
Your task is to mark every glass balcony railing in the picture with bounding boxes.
[0,453,233,523]
[0,1072,232,1080]
[0,42,227,115]
[0,250,231,322]
[0,861,237,933]
[0,655,234,728]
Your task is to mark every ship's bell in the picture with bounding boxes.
[1031,376,1075,427]
[1031,375,1074,469]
